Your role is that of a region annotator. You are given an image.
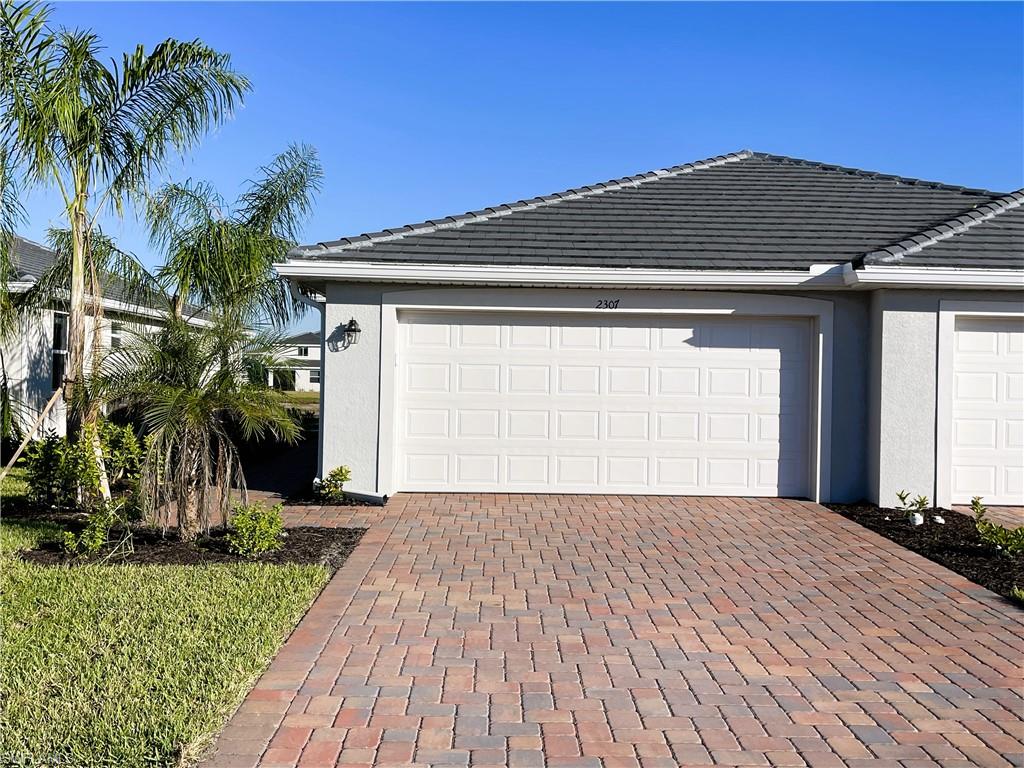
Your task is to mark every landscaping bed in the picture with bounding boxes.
[0,518,361,767]
[19,524,364,569]
[826,503,1023,604]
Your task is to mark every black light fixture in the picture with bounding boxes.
[342,317,361,346]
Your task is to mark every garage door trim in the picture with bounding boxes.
[937,299,1024,507]
[377,288,834,501]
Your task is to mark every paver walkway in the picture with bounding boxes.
[202,495,1024,768]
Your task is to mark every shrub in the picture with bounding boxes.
[227,503,285,557]
[59,500,134,557]
[24,430,100,511]
[972,496,1024,556]
[314,465,351,503]
[22,422,143,513]
[98,421,142,488]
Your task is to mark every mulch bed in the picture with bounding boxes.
[20,525,365,571]
[826,503,1023,604]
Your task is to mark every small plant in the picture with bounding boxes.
[973,496,1024,556]
[895,490,929,526]
[60,503,118,556]
[314,465,352,503]
[1011,586,1024,606]
[227,502,285,557]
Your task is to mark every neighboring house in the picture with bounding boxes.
[3,236,198,437]
[278,150,1024,507]
[269,330,322,392]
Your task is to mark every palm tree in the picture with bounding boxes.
[0,148,27,443]
[1,1,250,439]
[146,144,323,326]
[98,314,299,540]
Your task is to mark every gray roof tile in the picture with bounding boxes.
[291,150,1022,271]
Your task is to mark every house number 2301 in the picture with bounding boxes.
[595,298,621,309]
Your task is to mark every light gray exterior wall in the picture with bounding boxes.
[320,283,384,490]
[869,289,1024,507]
[314,283,1021,504]
[316,284,876,501]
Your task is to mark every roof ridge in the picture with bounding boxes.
[859,189,1024,266]
[292,150,756,256]
[748,152,1001,197]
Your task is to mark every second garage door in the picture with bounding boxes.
[395,312,812,497]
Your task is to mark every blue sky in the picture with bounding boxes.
[18,2,1024,329]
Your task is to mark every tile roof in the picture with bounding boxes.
[291,150,1022,271]
[283,330,320,345]
[857,190,1023,269]
[10,236,205,317]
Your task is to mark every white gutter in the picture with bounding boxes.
[842,264,1024,289]
[278,260,850,289]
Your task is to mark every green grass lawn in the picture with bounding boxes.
[0,518,330,767]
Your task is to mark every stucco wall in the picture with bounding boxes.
[320,283,384,492]
[317,284,876,501]
[870,289,1024,507]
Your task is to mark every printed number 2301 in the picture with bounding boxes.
[595,298,620,309]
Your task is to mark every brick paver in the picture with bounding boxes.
[202,495,1024,767]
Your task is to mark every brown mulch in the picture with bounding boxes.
[826,503,1023,604]
[19,525,365,571]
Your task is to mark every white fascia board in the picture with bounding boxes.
[277,260,849,288]
[843,263,1024,289]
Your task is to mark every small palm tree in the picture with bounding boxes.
[146,144,323,326]
[1,1,250,438]
[98,315,299,541]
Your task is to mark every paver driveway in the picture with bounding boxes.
[203,495,1024,768]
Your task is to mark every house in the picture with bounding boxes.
[268,330,322,392]
[278,150,1024,507]
[3,236,199,438]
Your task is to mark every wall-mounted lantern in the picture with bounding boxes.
[342,317,361,346]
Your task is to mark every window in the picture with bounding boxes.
[110,321,124,349]
[310,369,321,384]
[297,346,309,357]
[51,312,68,390]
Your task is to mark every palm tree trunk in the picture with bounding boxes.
[177,445,203,541]
[178,482,202,541]
[65,202,88,441]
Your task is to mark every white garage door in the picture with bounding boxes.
[951,316,1024,505]
[395,312,812,497]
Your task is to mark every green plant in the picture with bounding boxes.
[894,489,930,521]
[315,465,351,503]
[59,499,134,557]
[98,421,142,487]
[0,552,327,766]
[972,496,1024,556]
[2,1,249,441]
[23,430,100,510]
[22,421,141,511]
[1011,586,1024,605]
[226,502,285,557]
[98,315,299,540]
[146,144,322,325]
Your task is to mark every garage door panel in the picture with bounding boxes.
[397,312,812,496]
[950,316,1024,505]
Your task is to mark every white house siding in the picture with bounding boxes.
[869,289,1024,508]
[2,309,161,437]
[317,284,875,502]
